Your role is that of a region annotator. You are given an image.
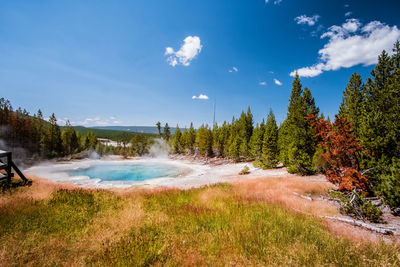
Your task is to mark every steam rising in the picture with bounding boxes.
[89,150,100,159]
[148,138,170,158]
[0,135,29,167]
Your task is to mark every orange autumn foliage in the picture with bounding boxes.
[307,114,370,193]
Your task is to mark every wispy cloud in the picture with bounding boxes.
[192,94,209,100]
[228,66,238,72]
[345,11,352,17]
[165,36,202,67]
[265,0,282,5]
[295,15,320,26]
[70,116,123,126]
[37,57,139,89]
[274,79,282,86]
[259,81,267,86]
[291,19,400,77]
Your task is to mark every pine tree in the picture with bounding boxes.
[279,74,303,166]
[359,49,397,163]
[163,123,171,141]
[41,113,63,157]
[279,74,318,175]
[81,131,98,150]
[187,123,196,154]
[61,120,79,155]
[171,125,182,154]
[233,108,254,160]
[339,73,364,137]
[260,109,279,168]
[213,121,230,158]
[228,135,240,161]
[130,134,149,156]
[195,125,213,157]
[356,42,400,211]
[156,121,161,136]
[181,127,188,153]
[211,123,221,156]
[227,117,240,161]
[249,119,265,162]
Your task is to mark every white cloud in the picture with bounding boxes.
[342,18,360,32]
[345,11,352,17]
[274,79,282,86]
[265,0,269,3]
[71,116,123,126]
[165,47,174,55]
[192,94,209,100]
[259,81,267,86]
[228,66,238,72]
[291,19,400,77]
[294,15,320,26]
[165,36,202,67]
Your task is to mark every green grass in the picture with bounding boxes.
[0,189,120,237]
[0,184,399,266]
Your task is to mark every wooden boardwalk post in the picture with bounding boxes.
[0,150,31,186]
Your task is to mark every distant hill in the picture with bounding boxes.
[89,126,176,134]
[69,126,157,142]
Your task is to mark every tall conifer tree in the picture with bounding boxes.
[279,74,318,174]
[260,109,279,168]
[339,73,364,137]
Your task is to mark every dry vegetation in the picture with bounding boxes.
[0,175,399,266]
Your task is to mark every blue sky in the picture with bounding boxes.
[1,0,399,128]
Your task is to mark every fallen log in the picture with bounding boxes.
[290,208,395,236]
[293,192,313,201]
[323,216,395,235]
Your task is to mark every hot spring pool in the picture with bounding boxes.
[25,159,191,188]
[25,158,253,189]
[68,163,180,182]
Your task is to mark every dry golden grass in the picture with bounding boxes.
[1,173,399,266]
[232,175,337,216]
[0,175,77,209]
[230,175,400,244]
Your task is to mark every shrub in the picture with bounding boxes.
[239,165,250,175]
[312,146,327,173]
[360,201,383,223]
[330,190,383,223]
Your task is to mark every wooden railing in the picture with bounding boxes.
[0,150,31,185]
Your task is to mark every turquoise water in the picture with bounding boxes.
[69,163,180,182]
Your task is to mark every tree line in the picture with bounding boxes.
[0,101,154,160]
[163,73,318,173]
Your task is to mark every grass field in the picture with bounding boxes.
[0,177,399,266]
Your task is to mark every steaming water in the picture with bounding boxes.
[25,157,264,189]
[25,158,192,188]
[68,163,180,182]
